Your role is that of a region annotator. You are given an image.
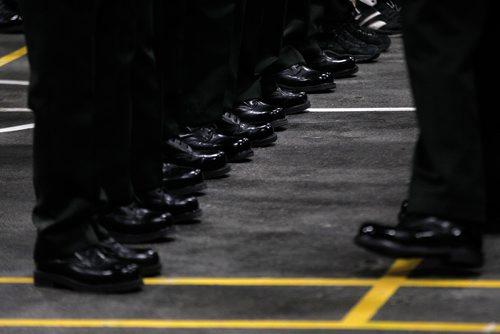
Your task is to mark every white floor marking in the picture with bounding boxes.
[0,108,31,112]
[0,123,34,133]
[0,79,29,86]
[308,107,415,112]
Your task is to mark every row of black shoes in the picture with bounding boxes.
[33,18,397,294]
[33,86,313,293]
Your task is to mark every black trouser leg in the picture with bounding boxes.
[279,0,323,67]
[131,0,163,194]
[404,0,490,223]
[19,0,133,260]
[236,0,288,101]
[155,0,241,133]
[94,1,136,207]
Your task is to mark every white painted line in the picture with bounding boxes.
[308,107,415,112]
[0,79,29,86]
[0,108,31,112]
[0,123,34,133]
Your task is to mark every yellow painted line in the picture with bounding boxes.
[0,47,27,68]
[341,259,422,325]
[403,279,500,289]
[357,321,500,332]
[3,276,500,289]
[144,277,377,286]
[0,319,498,332]
[0,277,33,284]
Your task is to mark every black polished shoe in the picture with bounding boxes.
[0,1,23,33]
[34,246,143,293]
[233,99,289,129]
[275,64,336,93]
[98,205,174,244]
[163,137,231,179]
[98,238,161,277]
[214,112,277,148]
[398,199,500,235]
[355,217,484,268]
[179,126,254,163]
[136,188,202,223]
[307,52,358,79]
[316,28,381,63]
[162,163,207,196]
[263,87,311,115]
[343,22,392,52]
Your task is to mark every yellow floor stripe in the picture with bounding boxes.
[0,319,498,332]
[0,277,33,284]
[341,259,422,325]
[0,47,27,68]
[3,276,500,289]
[402,279,500,289]
[144,277,377,286]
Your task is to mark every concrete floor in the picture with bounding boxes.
[1,33,500,334]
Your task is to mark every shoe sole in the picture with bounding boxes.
[271,118,289,129]
[278,82,336,94]
[324,50,380,64]
[334,65,359,79]
[203,165,231,179]
[34,271,143,293]
[246,118,289,130]
[283,100,312,115]
[172,208,203,224]
[250,133,278,148]
[165,182,208,196]
[227,149,254,163]
[108,226,175,244]
[355,235,484,268]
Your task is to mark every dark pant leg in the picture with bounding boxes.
[404,0,490,223]
[318,0,355,24]
[279,0,323,67]
[130,0,163,194]
[236,0,288,101]
[475,2,499,227]
[153,0,186,138]
[156,0,241,129]
[94,0,136,206]
[19,0,101,260]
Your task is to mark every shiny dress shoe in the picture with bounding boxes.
[214,112,277,148]
[34,246,143,293]
[180,126,254,162]
[136,188,202,223]
[398,199,500,235]
[275,64,336,93]
[355,217,484,268]
[162,163,207,196]
[344,22,392,52]
[0,2,23,33]
[98,238,161,277]
[316,28,381,63]
[263,87,311,115]
[163,137,231,179]
[307,51,358,79]
[233,99,289,129]
[98,205,174,244]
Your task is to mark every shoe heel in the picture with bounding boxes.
[443,247,484,268]
[33,271,56,287]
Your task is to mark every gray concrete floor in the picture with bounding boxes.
[1,34,499,334]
